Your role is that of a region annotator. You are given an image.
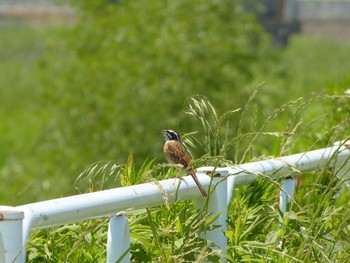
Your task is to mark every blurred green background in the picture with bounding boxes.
[0,0,349,205]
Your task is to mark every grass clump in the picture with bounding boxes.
[26,91,350,262]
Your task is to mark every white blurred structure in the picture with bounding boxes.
[299,0,350,19]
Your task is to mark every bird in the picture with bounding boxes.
[162,129,208,197]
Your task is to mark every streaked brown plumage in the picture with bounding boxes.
[162,130,208,197]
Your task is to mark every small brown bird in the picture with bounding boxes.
[162,130,208,197]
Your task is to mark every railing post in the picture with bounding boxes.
[334,141,350,179]
[196,169,229,262]
[0,206,25,263]
[279,176,296,223]
[106,214,130,263]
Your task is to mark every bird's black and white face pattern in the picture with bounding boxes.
[162,130,180,141]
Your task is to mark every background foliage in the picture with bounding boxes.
[1,0,349,203]
[1,0,350,261]
[42,0,273,166]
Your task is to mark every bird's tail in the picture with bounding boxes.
[189,168,208,197]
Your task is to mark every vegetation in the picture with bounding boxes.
[25,97,350,262]
[0,0,350,261]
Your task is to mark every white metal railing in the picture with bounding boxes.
[0,141,349,263]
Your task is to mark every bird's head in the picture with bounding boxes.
[162,130,180,141]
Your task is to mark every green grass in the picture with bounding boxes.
[1,6,350,261]
[0,26,76,203]
[25,100,350,261]
[0,27,47,202]
[280,36,350,97]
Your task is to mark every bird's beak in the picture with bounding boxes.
[161,130,168,140]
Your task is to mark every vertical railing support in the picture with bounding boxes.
[106,214,130,263]
[279,176,296,223]
[196,169,230,262]
[334,141,350,191]
[0,207,25,263]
